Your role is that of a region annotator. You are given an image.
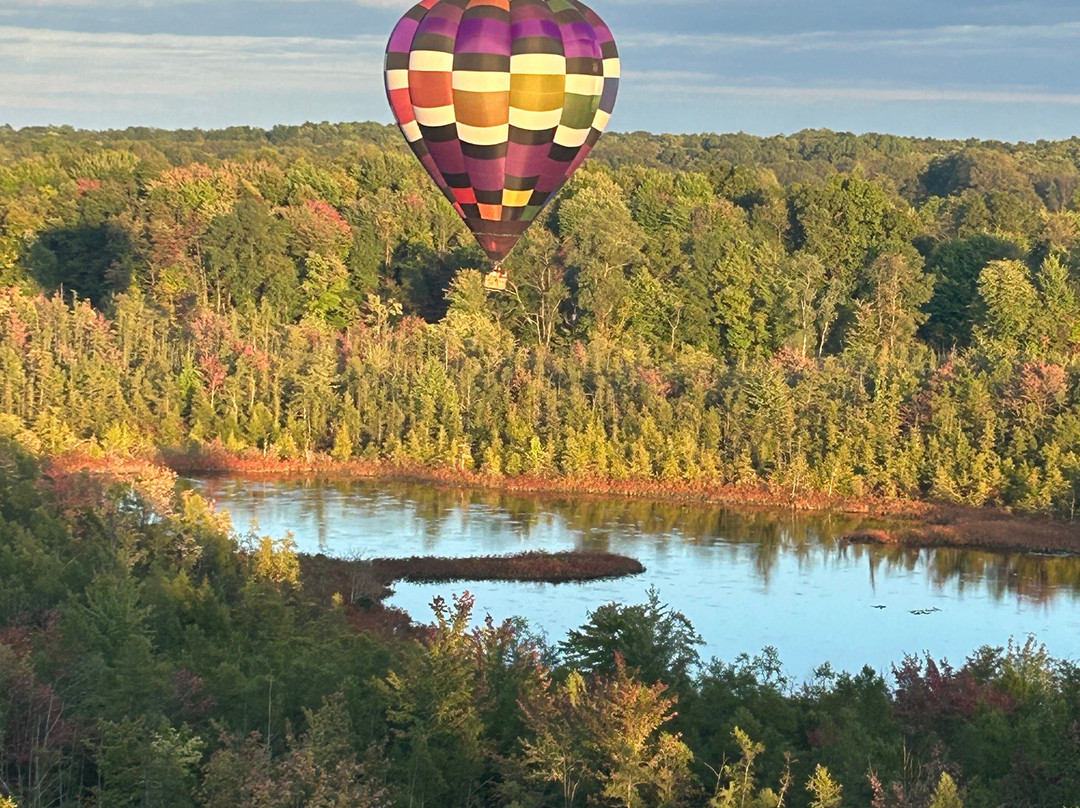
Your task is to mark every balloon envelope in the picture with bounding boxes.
[385,0,619,263]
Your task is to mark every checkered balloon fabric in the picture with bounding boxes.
[385,0,619,262]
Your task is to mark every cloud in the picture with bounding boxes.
[621,20,1080,55]
[1,0,412,7]
[624,71,1080,106]
[0,26,390,124]
[3,5,1080,139]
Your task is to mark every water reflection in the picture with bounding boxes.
[194,476,1080,606]
[192,476,1080,676]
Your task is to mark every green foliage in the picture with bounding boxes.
[96,717,204,808]
[381,593,487,806]
[515,658,692,808]
[708,728,791,808]
[560,588,703,691]
[201,693,391,808]
[3,122,1080,805]
[0,447,1079,808]
[2,126,1080,515]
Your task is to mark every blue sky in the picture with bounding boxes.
[2,0,1080,140]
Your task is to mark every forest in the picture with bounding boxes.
[2,435,1080,808]
[3,122,1080,805]
[2,124,1080,512]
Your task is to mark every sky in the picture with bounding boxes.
[2,0,1080,141]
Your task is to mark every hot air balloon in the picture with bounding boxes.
[385,0,619,290]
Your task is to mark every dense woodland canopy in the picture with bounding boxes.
[4,123,1080,512]
[2,437,1080,808]
[3,123,1080,805]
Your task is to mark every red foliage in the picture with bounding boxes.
[901,361,956,429]
[189,308,232,357]
[772,345,812,377]
[6,309,28,350]
[892,654,1014,737]
[45,465,109,514]
[397,315,426,336]
[0,642,79,772]
[199,353,228,396]
[304,199,351,233]
[1007,361,1067,416]
[346,604,418,639]
[75,177,101,196]
[46,454,178,516]
[171,668,216,722]
[230,342,272,373]
[0,625,33,656]
[638,367,672,398]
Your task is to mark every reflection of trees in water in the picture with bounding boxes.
[920,548,1080,605]
[205,477,1080,606]
[834,541,1080,606]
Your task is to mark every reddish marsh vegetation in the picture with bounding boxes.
[843,505,1080,554]
[368,551,645,585]
[301,551,644,603]
[298,550,645,640]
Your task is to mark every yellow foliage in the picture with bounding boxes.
[130,463,179,517]
[181,490,234,536]
[806,764,842,808]
[250,532,300,587]
[0,413,40,454]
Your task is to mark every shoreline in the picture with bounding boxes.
[52,446,1080,557]
[297,550,646,636]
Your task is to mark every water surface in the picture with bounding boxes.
[193,476,1080,679]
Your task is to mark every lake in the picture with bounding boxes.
[192,476,1080,680]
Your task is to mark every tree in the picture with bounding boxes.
[848,251,934,359]
[791,174,915,352]
[558,171,645,337]
[201,694,392,808]
[708,728,792,808]
[505,226,569,349]
[1031,253,1080,356]
[516,659,693,808]
[560,588,703,691]
[27,221,135,306]
[96,717,204,808]
[300,252,359,328]
[805,765,842,808]
[380,593,486,807]
[922,149,1037,201]
[920,234,1021,348]
[973,259,1039,354]
[927,772,963,808]
[782,252,829,358]
[202,197,298,315]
